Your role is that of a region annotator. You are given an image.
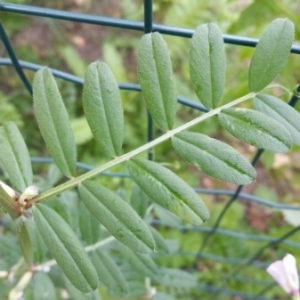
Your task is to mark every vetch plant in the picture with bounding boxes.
[0,18,299,299]
[267,254,300,300]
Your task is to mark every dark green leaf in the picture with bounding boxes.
[248,19,294,92]
[138,32,177,130]
[172,132,256,184]
[189,23,226,108]
[79,202,101,244]
[33,272,56,300]
[92,250,128,294]
[32,204,98,293]
[218,108,292,152]
[253,94,300,145]
[130,184,151,217]
[33,68,77,177]
[79,181,155,254]
[82,61,124,157]
[127,158,210,225]
[15,217,32,267]
[0,122,32,192]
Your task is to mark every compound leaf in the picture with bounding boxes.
[82,62,124,157]
[79,181,155,254]
[172,132,256,184]
[218,108,292,152]
[32,204,98,293]
[138,32,177,130]
[127,158,209,225]
[189,23,226,108]
[253,94,300,145]
[248,18,294,92]
[33,68,77,178]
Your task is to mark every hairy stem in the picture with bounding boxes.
[30,92,256,204]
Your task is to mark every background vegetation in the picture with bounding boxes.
[1,0,300,299]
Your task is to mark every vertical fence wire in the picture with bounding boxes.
[0,20,32,95]
[143,0,154,161]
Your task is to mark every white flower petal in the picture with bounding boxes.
[267,254,299,296]
[267,260,289,294]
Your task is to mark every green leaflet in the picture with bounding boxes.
[172,132,256,184]
[149,226,169,254]
[0,122,32,192]
[15,217,32,267]
[127,158,210,225]
[82,61,124,157]
[33,68,77,178]
[138,32,177,131]
[189,23,226,109]
[154,268,197,289]
[33,272,57,300]
[130,184,151,218]
[79,202,101,245]
[32,204,98,293]
[218,108,292,153]
[119,243,158,277]
[92,250,128,295]
[253,94,300,145]
[79,181,155,254]
[248,18,294,92]
[64,277,102,300]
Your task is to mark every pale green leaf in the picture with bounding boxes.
[33,272,56,300]
[248,18,294,92]
[64,277,102,300]
[130,184,151,217]
[119,243,158,276]
[79,181,155,254]
[155,268,197,289]
[189,23,226,108]
[149,226,169,254]
[0,122,32,192]
[253,94,300,145]
[92,250,128,294]
[33,68,77,177]
[127,158,210,225]
[138,32,177,130]
[71,117,93,145]
[15,217,32,267]
[32,204,98,293]
[79,202,101,244]
[82,61,124,157]
[172,132,256,184]
[154,204,182,227]
[218,108,292,153]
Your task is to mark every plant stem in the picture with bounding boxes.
[30,92,256,204]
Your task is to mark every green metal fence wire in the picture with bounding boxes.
[1,1,300,299]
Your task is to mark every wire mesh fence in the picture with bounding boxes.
[1,1,300,299]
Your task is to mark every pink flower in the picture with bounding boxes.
[266,254,299,297]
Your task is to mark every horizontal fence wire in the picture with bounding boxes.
[1,1,300,299]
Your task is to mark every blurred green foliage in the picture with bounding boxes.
[1,0,300,299]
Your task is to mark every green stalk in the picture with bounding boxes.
[30,92,256,204]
